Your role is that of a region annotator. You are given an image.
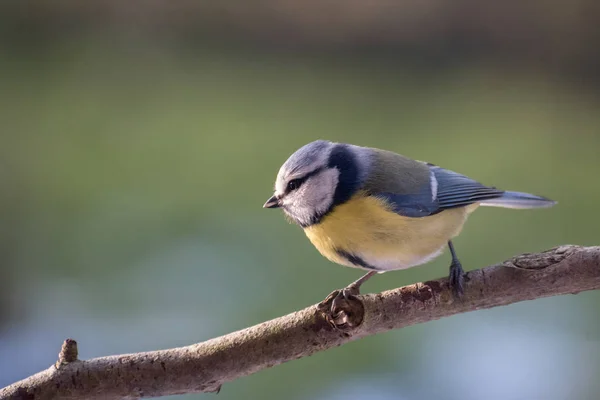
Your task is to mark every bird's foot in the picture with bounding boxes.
[449,259,465,298]
[318,284,364,332]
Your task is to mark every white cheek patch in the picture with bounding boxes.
[308,169,339,215]
[281,168,339,226]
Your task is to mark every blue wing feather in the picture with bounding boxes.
[373,165,504,217]
[432,166,504,209]
[376,192,440,217]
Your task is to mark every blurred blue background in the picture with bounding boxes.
[1,2,600,399]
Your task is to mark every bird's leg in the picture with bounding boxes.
[343,270,377,296]
[448,240,465,297]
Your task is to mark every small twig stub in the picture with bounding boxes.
[56,338,78,368]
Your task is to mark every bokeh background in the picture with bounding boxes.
[1,2,600,399]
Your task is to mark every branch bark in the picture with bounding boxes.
[2,245,599,400]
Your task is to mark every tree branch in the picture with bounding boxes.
[2,245,600,400]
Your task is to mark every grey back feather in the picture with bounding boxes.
[363,149,431,194]
[362,149,438,217]
[362,149,505,217]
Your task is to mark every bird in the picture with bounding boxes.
[263,140,556,300]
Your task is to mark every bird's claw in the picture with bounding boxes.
[330,285,359,313]
[449,260,465,298]
[317,285,364,331]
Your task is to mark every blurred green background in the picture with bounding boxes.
[1,2,600,399]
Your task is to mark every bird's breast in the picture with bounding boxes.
[303,193,475,271]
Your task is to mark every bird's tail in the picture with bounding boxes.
[479,191,557,209]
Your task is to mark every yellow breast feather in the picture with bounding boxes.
[304,192,477,271]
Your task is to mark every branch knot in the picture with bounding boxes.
[509,245,579,270]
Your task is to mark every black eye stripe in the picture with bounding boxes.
[286,178,304,192]
[284,167,325,194]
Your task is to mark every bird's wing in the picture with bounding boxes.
[364,153,504,217]
[428,165,505,209]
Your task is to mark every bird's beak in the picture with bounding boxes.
[263,195,280,209]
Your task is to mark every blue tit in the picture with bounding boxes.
[263,140,556,297]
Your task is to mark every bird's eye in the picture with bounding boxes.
[287,179,303,192]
